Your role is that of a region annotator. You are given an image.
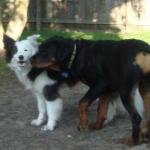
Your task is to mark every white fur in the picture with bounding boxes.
[104,87,144,125]
[41,98,63,131]
[133,88,144,117]
[8,35,63,131]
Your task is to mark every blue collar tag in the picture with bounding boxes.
[61,72,69,78]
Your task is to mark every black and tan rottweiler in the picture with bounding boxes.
[31,36,150,145]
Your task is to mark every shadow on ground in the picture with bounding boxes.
[0,70,149,150]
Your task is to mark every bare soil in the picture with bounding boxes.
[0,70,149,150]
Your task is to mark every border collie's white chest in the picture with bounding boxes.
[10,65,33,90]
[10,64,56,94]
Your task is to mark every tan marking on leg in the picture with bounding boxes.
[79,102,90,131]
[139,85,150,142]
[134,52,150,74]
[90,94,110,130]
[121,136,136,146]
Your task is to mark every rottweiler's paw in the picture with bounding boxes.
[140,128,150,142]
[78,124,88,131]
[89,122,103,130]
[121,136,137,146]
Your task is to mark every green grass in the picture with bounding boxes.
[119,31,150,44]
[0,59,9,73]
[22,30,121,41]
[1,29,150,73]
[22,29,150,44]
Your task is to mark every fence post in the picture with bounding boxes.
[36,0,41,31]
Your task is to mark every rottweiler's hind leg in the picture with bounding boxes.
[89,94,110,130]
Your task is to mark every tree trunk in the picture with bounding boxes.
[6,0,30,40]
[0,2,4,52]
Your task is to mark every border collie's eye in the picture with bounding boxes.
[24,49,28,51]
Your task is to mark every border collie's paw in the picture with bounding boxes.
[31,119,45,126]
[41,124,55,131]
[41,119,56,131]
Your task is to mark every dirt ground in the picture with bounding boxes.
[0,70,150,150]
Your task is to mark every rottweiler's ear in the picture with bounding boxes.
[31,55,60,71]
[3,34,15,50]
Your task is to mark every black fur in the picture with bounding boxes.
[43,84,59,101]
[31,36,150,144]
[27,68,44,81]
[3,35,17,63]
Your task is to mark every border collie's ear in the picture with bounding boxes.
[27,34,40,41]
[3,34,15,50]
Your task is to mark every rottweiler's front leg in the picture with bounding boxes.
[78,101,90,131]
[78,82,107,131]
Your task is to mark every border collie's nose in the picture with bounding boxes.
[19,55,24,60]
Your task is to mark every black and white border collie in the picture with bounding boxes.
[3,35,63,131]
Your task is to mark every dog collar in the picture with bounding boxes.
[60,43,77,78]
[67,43,77,69]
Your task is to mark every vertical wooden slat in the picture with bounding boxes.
[36,0,41,31]
[79,0,85,21]
[46,0,53,19]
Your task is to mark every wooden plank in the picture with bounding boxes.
[36,0,41,31]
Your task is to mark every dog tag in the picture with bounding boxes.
[61,72,69,78]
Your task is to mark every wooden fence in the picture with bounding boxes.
[3,0,150,32]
